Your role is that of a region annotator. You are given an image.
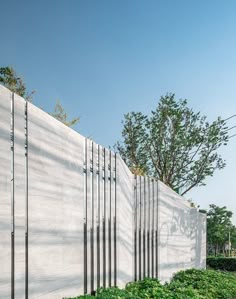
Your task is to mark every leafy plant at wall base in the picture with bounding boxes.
[68,269,236,299]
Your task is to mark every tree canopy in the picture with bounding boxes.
[116,94,229,195]
[206,204,235,256]
[0,66,30,99]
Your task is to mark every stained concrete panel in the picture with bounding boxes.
[158,181,193,282]
[0,86,11,299]
[14,94,27,299]
[27,102,84,299]
[116,156,133,288]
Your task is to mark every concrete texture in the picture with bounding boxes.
[27,101,85,298]
[134,176,158,281]
[0,86,11,299]
[116,157,133,288]
[158,181,193,282]
[0,84,206,298]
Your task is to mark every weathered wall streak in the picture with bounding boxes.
[158,181,206,282]
[0,86,11,299]
[0,85,206,298]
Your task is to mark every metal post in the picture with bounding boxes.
[11,93,15,299]
[25,100,29,299]
[83,138,88,294]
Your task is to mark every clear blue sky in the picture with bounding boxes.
[1,0,236,224]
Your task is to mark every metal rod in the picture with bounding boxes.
[96,144,100,288]
[108,151,112,287]
[83,138,88,294]
[11,93,15,299]
[151,179,154,278]
[147,177,150,277]
[102,148,106,287]
[90,142,94,293]
[155,180,158,278]
[114,154,117,286]
[139,176,142,280]
[134,176,137,281]
[25,100,29,299]
[143,177,146,278]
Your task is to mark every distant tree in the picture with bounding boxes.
[115,94,229,195]
[50,100,80,127]
[230,225,236,253]
[0,66,79,127]
[0,66,35,101]
[207,204,233,256]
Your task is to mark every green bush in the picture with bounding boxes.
[171,268,236,299]
[68,269,236,299]
[96,287,139,298]
[207,257,236,271]
[125,277,171,298]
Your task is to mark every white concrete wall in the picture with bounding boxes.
[116,157,133,288]
[134,176,158,281]
[158,181,206,282]
[0,84,206,298]
[0,86,11,299]
[27,101,85,299]
[14,94,27,299]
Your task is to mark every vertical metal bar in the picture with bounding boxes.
[147,177,150,277]
[10,93,15,299]
[155,180,158,278]
[152,179,154,278]
[102,148,106,287]
[96,144,100,289]
[25,100,29,299]
[100,147,104,286]
[83,138,88,294]
[108,151,112,287]
[143,177,146,278]
[113,153,117,286]
[90,142,94,293]
[134,176,137,281]
[139,176,141,280]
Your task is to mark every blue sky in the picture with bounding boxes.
[1,0,236,224]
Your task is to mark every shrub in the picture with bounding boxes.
[68,269,236,299]
[171,268,236,299]
[207,257,236,271]
[125,277,170,298]
[96,286,139,298]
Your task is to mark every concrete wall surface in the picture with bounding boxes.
[158,181,206,282]
[0,85,206,299]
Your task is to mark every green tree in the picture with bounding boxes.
[115,93,229,195]
[207,204,233,256]
[50,100,80,127]
[0,66,79,127]
[0,66,35,101]
[230,225,236,253]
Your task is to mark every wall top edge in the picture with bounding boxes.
[0,85,202,210]
[0,84,117,155]
[158,179,193,208]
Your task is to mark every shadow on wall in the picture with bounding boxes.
[0,86,206,299]
[158,192,206,281]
